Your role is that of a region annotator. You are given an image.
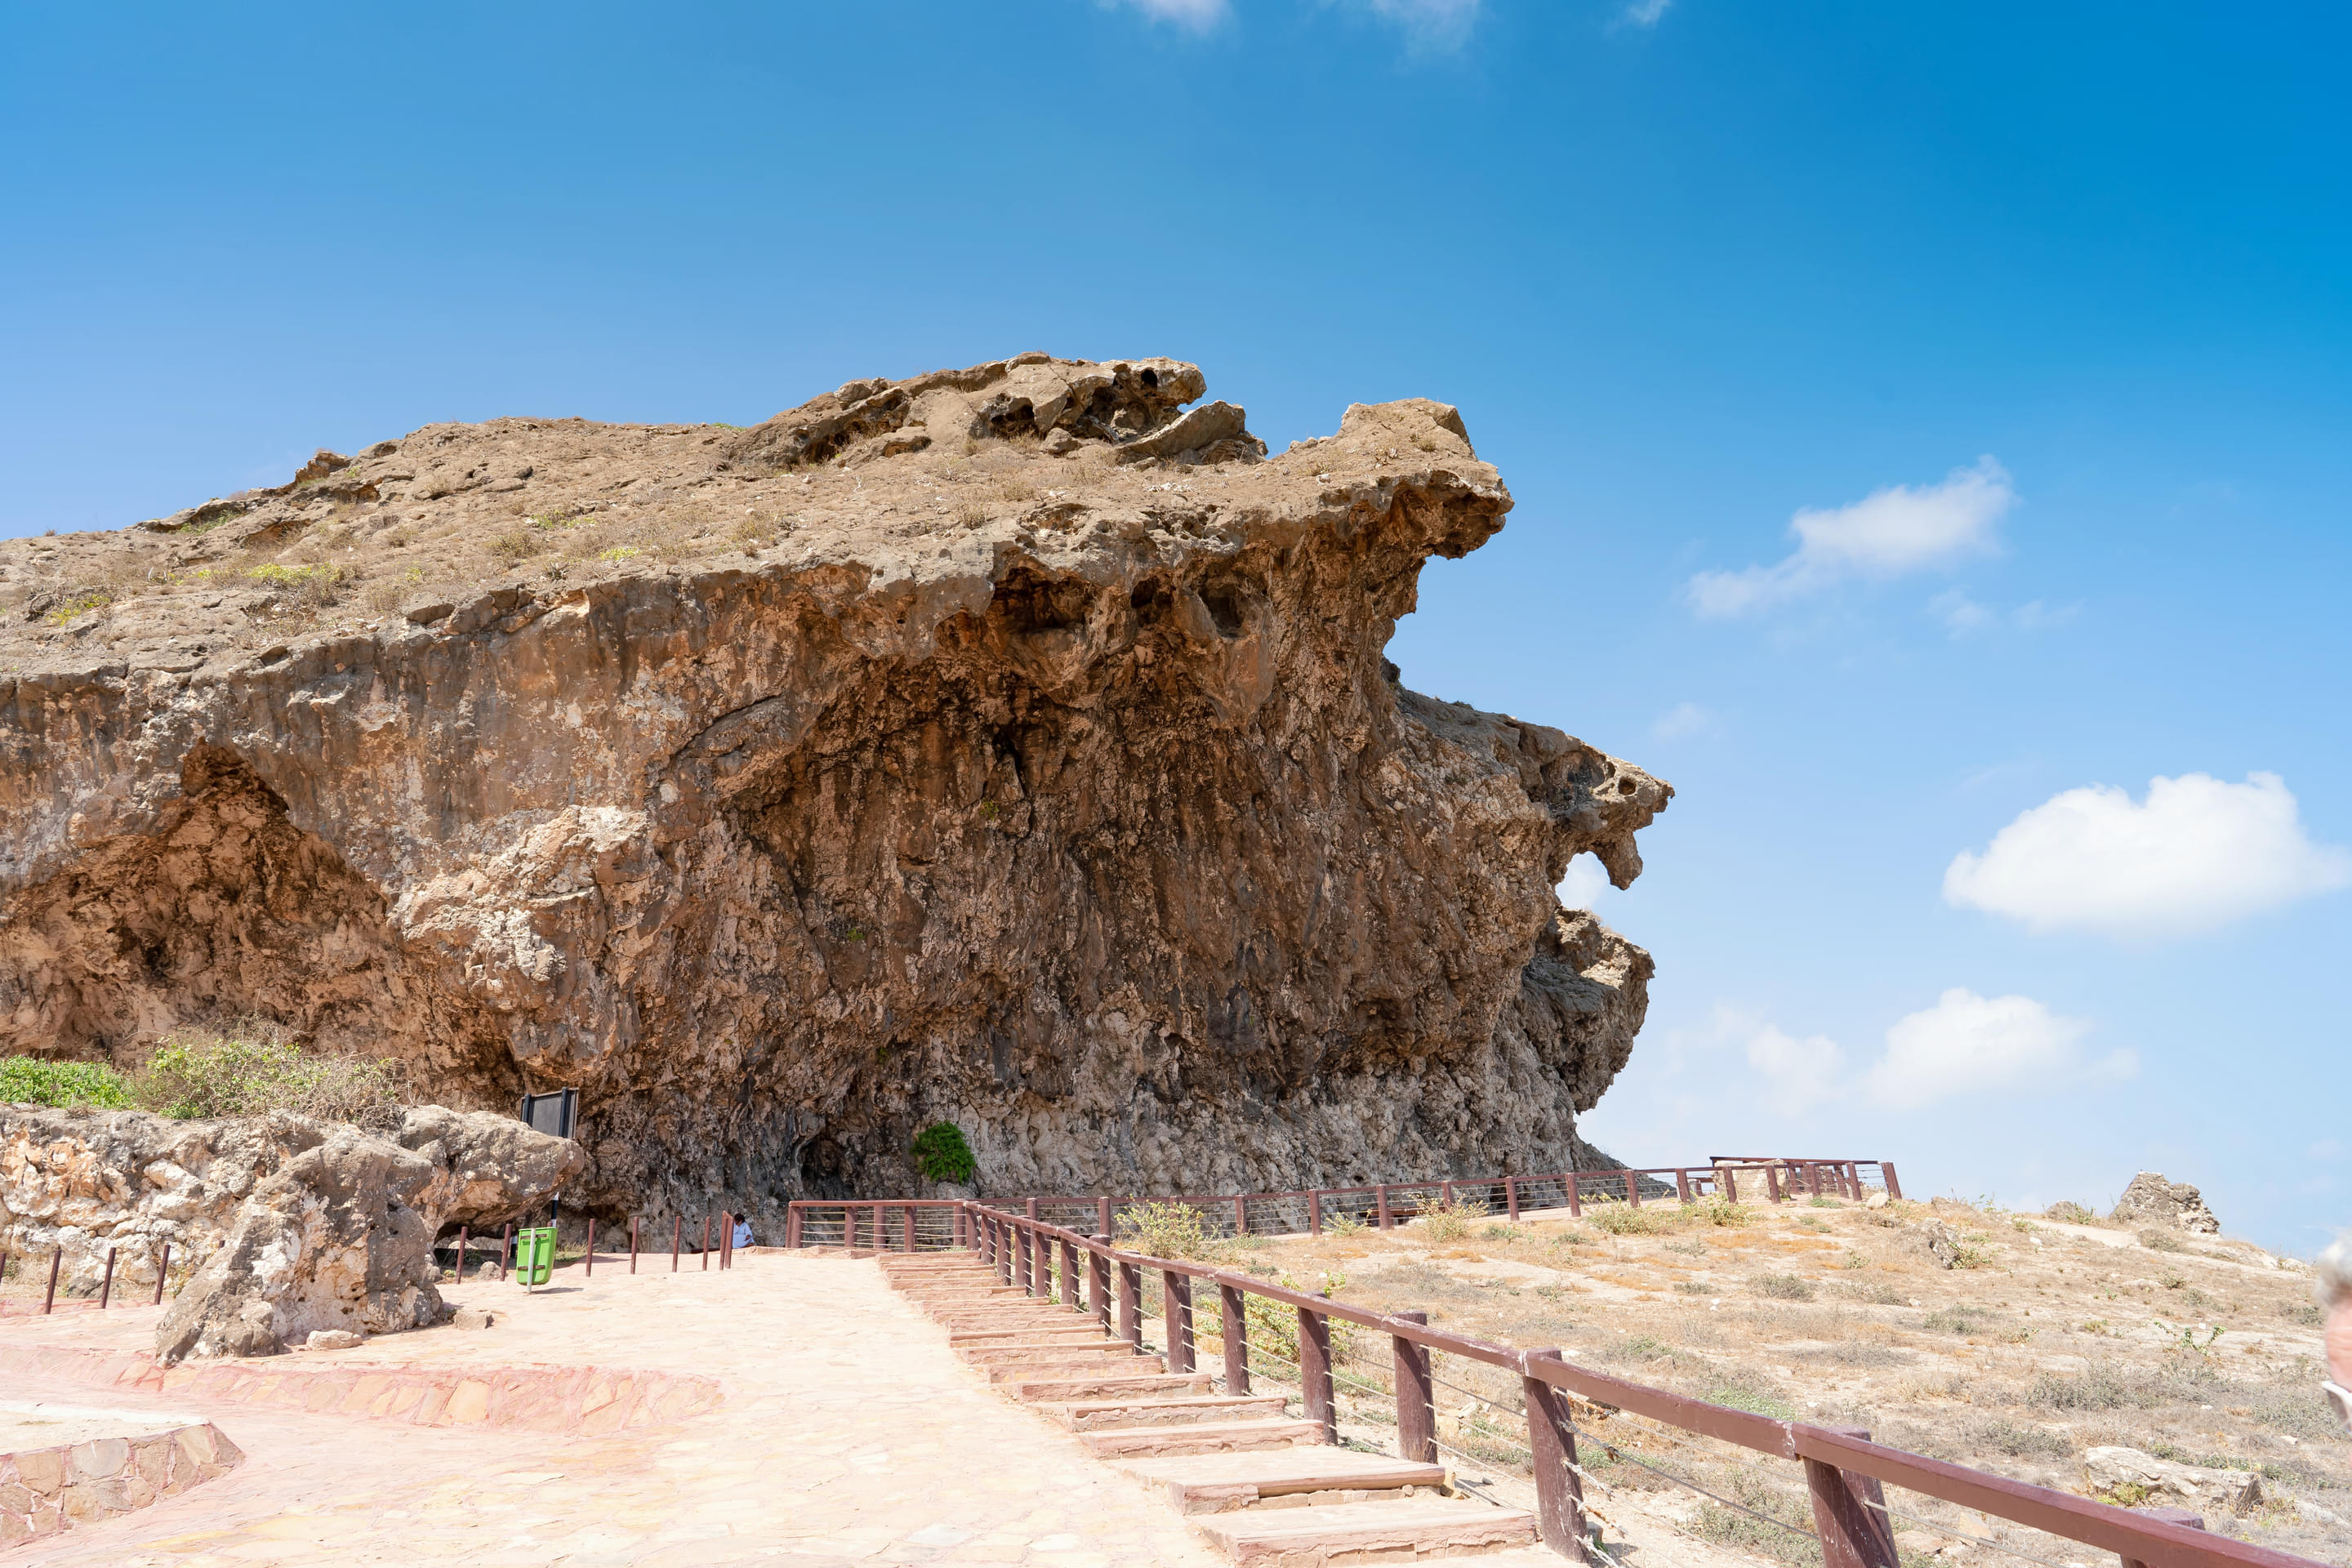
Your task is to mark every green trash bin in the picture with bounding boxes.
[514,1226,555,1289]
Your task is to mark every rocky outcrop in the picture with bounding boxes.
[0,355,1670,1223]
[0,1104,581,1358]
[2083,1446,2260,1516]
[2109,1173,2221,1236]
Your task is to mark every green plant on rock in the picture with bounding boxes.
[910,1120,975,1185]
[0,1055,131,1109]
[137,1024,406,1129]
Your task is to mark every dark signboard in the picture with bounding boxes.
[519,1088,578,1141]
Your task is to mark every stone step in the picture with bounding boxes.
[947,1325,1113,1348]
[1079,1420,1325,1459]
[986,1352,1165,1383]
[1114,1450,1449,1515]
[1005,1370,1216,1404]
[957,1340,1131,1365]
[1046,1394,1295,1432]
[1196,1500,1539,1566]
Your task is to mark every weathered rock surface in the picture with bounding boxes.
[2109,1172,2221,1236]
[2082,1446,2259,1516]
[0,355,1670,1223]
[0,1103,580,1358]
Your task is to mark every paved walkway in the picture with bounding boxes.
[0,1251,1226,1567]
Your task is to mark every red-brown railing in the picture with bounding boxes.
[786,1156,1897,1248]
[804,1199,2315,1568]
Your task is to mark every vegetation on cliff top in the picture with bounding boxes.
[2,1023,408,1129]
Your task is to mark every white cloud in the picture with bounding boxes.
[1686,457,2015,618]
[1350,0,1480,45]
[1944,772,2352,938]
[1107,0,1228,28]
[1620,0,1672,24]
[1556,853,1619,914]
[1650,701,1717,741]
[1931,590,2078,637]
[1705,1006,1845,1116]
[1864,988,2129,1109]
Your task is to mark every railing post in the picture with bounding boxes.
[1722,1167,1738,1205]
[1765,1165,1783,1204]
[1098,1196,1113,1239]
[998,1218,1013,1285]
[1846,1162,1862,1200]
[99,1248,116,1308]
[1298,1294,1337,1443]
[702,1214,711,1269]
[153,1243,170,1305]
[1880,1161,1902,1200]
[1392,1309,1436,1463]
[1220,1283,1250,1394]
[674,1215,684,1269]
[1234,1195,1248,1236]
[43,1245,60,1314]
[1308,1191,1323,1235]
[587,1218,597,1277]
[501,1222,513,1280]
[1062,1238,1080,1307]
[1802,1425,1900,1568]
[1092,1238,1113,1334]
[1377,1184,1392,1230]
[1506,1177,1520,1222]
[630,1218,639,1273]
[905,1207,916,1253]
[1525,1349,1591,1561]
[1625,1170,1642,1208]
[1018,1224,1035,1295]
[1119,1260,1143,1350]
[1675,1169,1692,1205]
[1024,1200,1041,1293]
[1566,1170,1582,1218]
[2120,1507,2204,1568]
[870,1203,882,1254]
[1165,1271,1196,1373]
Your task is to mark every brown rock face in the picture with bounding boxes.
[0,356,1670,1225]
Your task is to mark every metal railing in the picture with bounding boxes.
[863,1200,2319,1568]
[786,1157,1899,1251]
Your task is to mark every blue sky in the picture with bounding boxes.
[5,2,2346,1253]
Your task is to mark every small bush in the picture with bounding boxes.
[1417,1192,1490,1241]
[1967,1418,2073,1459]
[1701,1371,1798,1421]
[1116,1200,1227,1262]
[138,1025,406,1129]
[246,562,348,608]
[42,589,112,626]
[0,1056,131,1109]
[1478,1223,1528,1243]
[1584,1200,1672,1236]
[2025,1364,2151,1412]
[1807,1196,1842,1208]
[1922,1306,1997,1335]
[1836,1280,1905,1305]
[2137,1227,2185,1254]
[598,546,642,563]
[1693,1196,1753,1228]
[1753,1272,1816,1301]
[1324,1209,1365,1237]
[910,1121,975,1184]
[2044,1200,2097,1224]
[1673,1280,1713,1295]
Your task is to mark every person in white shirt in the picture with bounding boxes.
[733,1215,755,1251]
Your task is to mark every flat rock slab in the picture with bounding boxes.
[1198,1499,1539,1566]
[1080,1419,1325,1459]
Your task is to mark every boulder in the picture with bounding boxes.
[2082,1446,2258,1516]
[2109,1174,2221,1236]
[149,1109,580,1361]
[1916,1218,1963,1269]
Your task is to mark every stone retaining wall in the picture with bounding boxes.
[0,1420,242,1548]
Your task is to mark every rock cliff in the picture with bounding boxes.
[0,355,1669,1224]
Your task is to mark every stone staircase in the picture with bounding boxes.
[881,1253,1540,1566]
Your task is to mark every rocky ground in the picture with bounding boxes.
[1228,1194,2348,1566]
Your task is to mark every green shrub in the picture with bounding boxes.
[1416,1192,1490,1241]
[138,1026,405,1129]
[1753,1272,1816,1301]
[910,1120,975,1184]
[0,1056,131,1109]
[2043,1200,2096,1224]
[1700,1371,1798,1420]
[1116,1200,1227,1262]
[1584,1200,1672,1236]
[1693,1196,1753,1228]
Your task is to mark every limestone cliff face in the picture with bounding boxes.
[0,355,1669,1225]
